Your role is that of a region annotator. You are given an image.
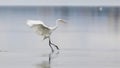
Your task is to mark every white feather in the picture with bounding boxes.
[27,19,66,40]
[27,20,44,27]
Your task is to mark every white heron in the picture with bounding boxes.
[27,19,67,52]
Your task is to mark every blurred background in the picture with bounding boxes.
[0,2,120,68]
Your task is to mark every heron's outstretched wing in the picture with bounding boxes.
[27,20,50,35]
[32,24,50,35]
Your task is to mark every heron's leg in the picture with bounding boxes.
[48,51,59,68]
[49,39,54,52]
[50,42,59,50]
[49,37,59,50]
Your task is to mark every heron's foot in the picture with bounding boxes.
[51,49,54,53]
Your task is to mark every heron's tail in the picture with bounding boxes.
[43,36,48,40]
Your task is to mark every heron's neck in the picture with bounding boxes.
[51,22,58,31]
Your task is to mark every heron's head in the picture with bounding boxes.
[56,19,67,24]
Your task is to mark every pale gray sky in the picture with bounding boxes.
[0,0,120,6]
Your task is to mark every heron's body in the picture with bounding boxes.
[27,19,66,52]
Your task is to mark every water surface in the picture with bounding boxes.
[0,6,120,68]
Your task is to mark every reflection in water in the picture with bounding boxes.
[36,51,59,68]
